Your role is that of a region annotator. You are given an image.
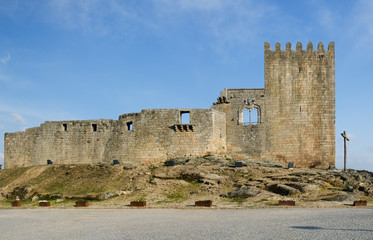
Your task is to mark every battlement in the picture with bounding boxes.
[264,41,334,58]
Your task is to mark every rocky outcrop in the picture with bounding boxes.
[220,187,261,198]
[267,184,300,196]
[7,186,35,200]
[321,194,359,202]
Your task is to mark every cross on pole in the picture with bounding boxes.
[341,131,350,172]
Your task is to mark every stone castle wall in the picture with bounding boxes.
[4,41,335,169]
[212,88,265,160]
[5,109,226,168]
[5,120,116,168]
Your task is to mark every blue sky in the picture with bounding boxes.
[0,0,372,171]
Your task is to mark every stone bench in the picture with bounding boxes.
[195,200,212,207]
[130,201,146,207]
[278,200,295,206]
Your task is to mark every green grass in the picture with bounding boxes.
[229,197,246,204]
[0,167,30,187]
[166,191,185,201]
[155,200,173,205]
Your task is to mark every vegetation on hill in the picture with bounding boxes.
[0,156,372,208]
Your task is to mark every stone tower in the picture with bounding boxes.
[264,42,335,168]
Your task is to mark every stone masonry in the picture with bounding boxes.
[4,42,335,169]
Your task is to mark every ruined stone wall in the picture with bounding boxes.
[212,88,265,160]
[5,120,116,168]
[264,42,335,168]
[104,109,226,165]
[5,109,226,168]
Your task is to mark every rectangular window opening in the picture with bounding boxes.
[63,124,67,132]
[251,108,258,124]
[92,124,97,132]
[127,121,133,131]
[180,111,190,124]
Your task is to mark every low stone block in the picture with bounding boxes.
[75,201,89,207]
[12,200,21,207]
[195,200,212,207]
[39,201,51,207]
[278,200,295,206]
[353,200,367,206]
[130,201,146,207]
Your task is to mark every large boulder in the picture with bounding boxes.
[267,184,300,196]
[179,171,203,182]
[220,187,261,198]
[286,183,321,193]
[321,194,359,202]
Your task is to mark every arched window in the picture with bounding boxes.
[238,102,261,125]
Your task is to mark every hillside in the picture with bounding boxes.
[0,156,372,208]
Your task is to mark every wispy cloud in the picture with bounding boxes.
[0,100,78,123]
[153,0,278,55]
[46,0,138,35]
[316,7,338,33]
[0,152,3,161]
[162,0,224,11]
[0,53,11,64]
[349,0,373,49]
[11,113,26,125]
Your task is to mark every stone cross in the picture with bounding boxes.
[341,131,349,172]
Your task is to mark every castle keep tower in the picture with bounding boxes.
[264,42,335,168]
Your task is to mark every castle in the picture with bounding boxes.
[4,42,335,169]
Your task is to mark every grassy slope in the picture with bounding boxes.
[0,159,372,208]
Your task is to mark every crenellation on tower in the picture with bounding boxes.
[307,41,313,50]
[286,42,291,51]
[296,42,302,51]
[318,41,324,51]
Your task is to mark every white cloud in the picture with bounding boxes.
[348,0,373,50]
[0,53,11,64]
[316,7,339,33]
[46,0,137,35]
[161,0,224,11]
[153,0,277,48]
[11,113,26,124]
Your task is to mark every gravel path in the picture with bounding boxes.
[0,208,372,239]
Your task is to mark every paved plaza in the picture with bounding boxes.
[0,208,372,239]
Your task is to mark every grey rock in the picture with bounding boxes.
[96,191,119,201]
[358,185,373,196]
[180,172,203,182]
[42,193,64,200]
[267,184,300,196]
[201,173,223,180]
[220,187,261,198]
[321,194,358,202]
[31,195,39,202]
[286,183,320,193]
